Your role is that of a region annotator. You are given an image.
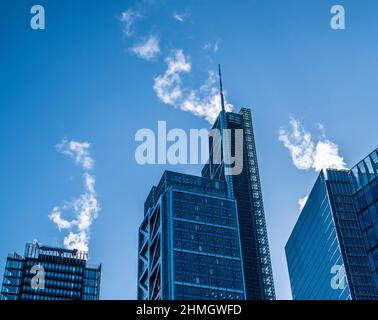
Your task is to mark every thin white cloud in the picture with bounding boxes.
[56,139,94,170]
[298,195,309,211]
[203,40,220,53]
[131,35,160,61]
[173,11,190,22]
[120,9,141,37]
[49,139,100,252]
[181,70,233,123]
[153,49,191,105]
[153,49,233,123]
[279,117,347,172]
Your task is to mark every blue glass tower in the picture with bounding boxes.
[138,171,246,300]
[138,67,275,300]
[348,148,378,288]
[202,107,275,300]
[1,242,101,300]
[286,148,378,300]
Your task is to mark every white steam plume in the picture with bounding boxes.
[279,118,347,172]
[153,49,233,123]
[49,139,100,252]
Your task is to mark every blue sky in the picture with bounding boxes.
[1,0,378,299]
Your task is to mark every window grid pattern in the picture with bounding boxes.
[0,244,101,300]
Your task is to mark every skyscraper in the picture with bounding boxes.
[0,242,101,300]
[202,107,275,300]
[138,171,246,300]
[138,67,275,300]
[348,149,378,288]
[286,148,378,300]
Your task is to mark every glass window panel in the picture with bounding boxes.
[358,162,369,187]
[371,151,378,173]
[352,167,361,190]
[364,156,376,181]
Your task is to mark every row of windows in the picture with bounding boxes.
[20,294,79,300]
[174,274,243,290]
[358,202,378,231]
[173,206,237,228]
[22,277,83,290]
[25,260,84,274]
[346,255,370,268]
[340,228,364,238]
[174,285,243,300]
[24,272,83,282]
[21,285,82,298]
[354,179,378,211]
[352,284,377,297]
[350,274,375,286]
[174,240,240,258]
[349,150,378,192]
[173,192,232,208]
[173,228,240,248]
[367,247,378,272]
[338,218,361,230]
[85,269,100,280]
[6,259,23,270]
[4,269,22,278]
[174,264,242,281]
[174,251,243,290]
[363,224,378,251]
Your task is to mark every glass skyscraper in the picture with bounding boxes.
[138,171,246,300]
[139,67,275,300]
[202,108,275,300]
[286,148,378,300]
[0,242,101,300]
[138,105,275,300]
[348,149,378,288]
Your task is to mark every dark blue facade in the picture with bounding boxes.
[286,148,378,300]
[0,243,101,300]
[202,108,275,300]
[286,172,352,299]
[138,171,245,300]
[348,149,378,288]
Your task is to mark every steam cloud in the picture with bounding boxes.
[279,118,347,211]
[153,49,233,123]
[279,118,347,172]
[49,139,100,252]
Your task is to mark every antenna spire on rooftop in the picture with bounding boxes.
[218,64,226,113]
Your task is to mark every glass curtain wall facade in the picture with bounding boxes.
[138,171,246,300]
[1,243,101,300]
[286,173,352,299]
[286,157,378,300]
[348,149,378,288]
[202,108,275,300]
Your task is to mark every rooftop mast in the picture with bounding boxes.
[218,64,226,113]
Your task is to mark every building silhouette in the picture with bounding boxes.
[1,242,101,300]
[202,107,275,300]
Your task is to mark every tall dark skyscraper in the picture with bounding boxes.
[286,148,378,300]
[201,108,275,300]
[138,67,275,300]
[0,242,101,300]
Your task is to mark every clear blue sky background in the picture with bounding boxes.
[1,0,378,299]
